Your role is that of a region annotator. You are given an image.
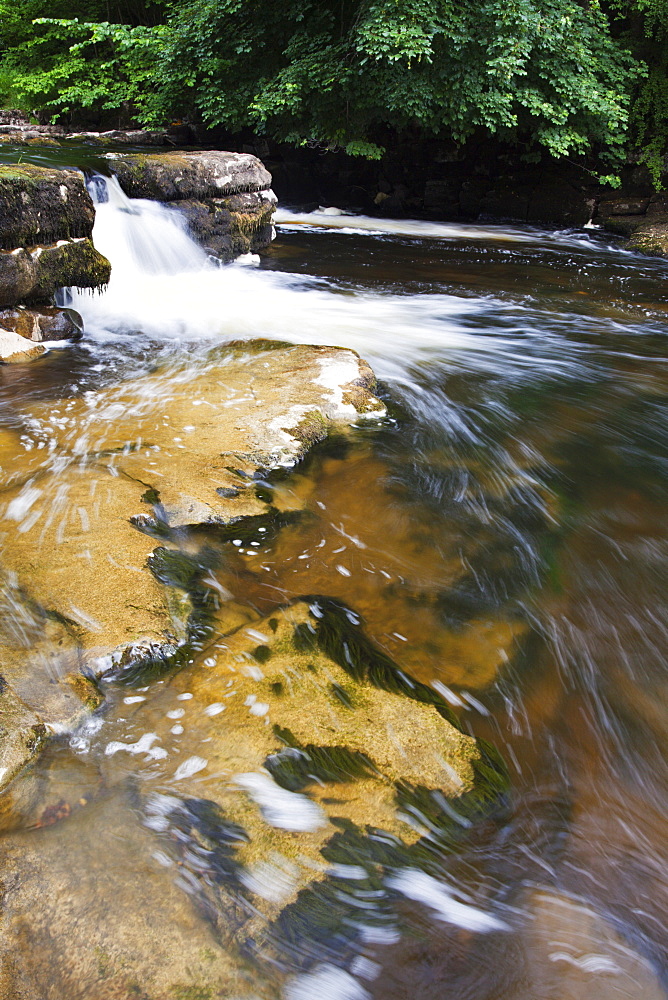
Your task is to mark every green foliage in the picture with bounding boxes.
[608,0,668,186]
[0,16,166,122]
[151,0,637,164]
[0,0,664,179]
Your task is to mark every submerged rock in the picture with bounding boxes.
[0,573,101,791]
[0,341,385,783]
[127,600,507,986]
[0,597,507,997]
[29,340,386,529]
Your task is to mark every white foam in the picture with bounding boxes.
[105,731,167,760]
[283,964,370,1000]
[234,771,326,831]
[173,755,208,780]
[386,869,509,933]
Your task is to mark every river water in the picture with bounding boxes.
[0,175,667,999]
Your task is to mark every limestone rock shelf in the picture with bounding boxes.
[0,340,385,791]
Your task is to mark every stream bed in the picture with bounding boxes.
[0,195,667,999]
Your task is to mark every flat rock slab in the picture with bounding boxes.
[0,600,496,997]
[0,466,176,657]
[0,341,384,787]
[109,150,272,201]
[27,341,386,528]
[0,329,45,362]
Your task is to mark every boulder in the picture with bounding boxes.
[0,239,111,307]
[109,150,273,201]
[178,189,277,257]
[0,164,95,248]
[0,305,83,342]
[30,238,110,301]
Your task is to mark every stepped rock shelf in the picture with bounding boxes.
[0,340,386,790]
[0,150,277,358]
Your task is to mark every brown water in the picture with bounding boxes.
[0,208,667,999]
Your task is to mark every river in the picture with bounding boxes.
[0,172,666,999]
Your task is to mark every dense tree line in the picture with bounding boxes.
[1,0,667,184]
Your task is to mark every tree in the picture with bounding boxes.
[0,0,647,180]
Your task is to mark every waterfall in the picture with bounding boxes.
[85,173,211,278]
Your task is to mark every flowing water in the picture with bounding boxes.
[0,173,667,999]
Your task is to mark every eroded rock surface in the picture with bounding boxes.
[0,342,385,787]
[0,598,505,998]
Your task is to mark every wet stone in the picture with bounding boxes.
[110,150,273,202]
[0,305,83,342]
[22,340,386,530]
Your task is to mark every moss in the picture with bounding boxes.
[265,743,377,792]
[264,735,510,964]
[628,230,668,257]
[292,597,458,725]
[0,165,95,248]
[329,682,354,708]
[252,644,272,664]
[165,797,248,893]
[65,672,104,711]
[114,639,182,687]
[25,722,47,752]
[229,208,271,237]
[170,987,214,1000]
[31,239,110,300]
[291,408,328,449]
[141,486,161,505]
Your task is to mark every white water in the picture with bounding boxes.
[67,175,625,384]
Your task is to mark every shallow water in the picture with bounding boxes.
[0,186,667,999]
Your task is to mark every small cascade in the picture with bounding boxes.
[85,173,211,278]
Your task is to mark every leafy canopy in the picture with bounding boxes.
[0,0,655,175]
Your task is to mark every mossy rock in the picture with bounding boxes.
[0,240,110,307]
[177,190,275,260]
[627,225,668,257]
[0,164,95,249]
[30,239,111,302]
[111,150,272,202]
[138,600,509,979]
